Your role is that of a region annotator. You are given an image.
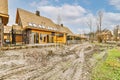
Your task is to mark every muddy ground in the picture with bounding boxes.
[0,43,103,80]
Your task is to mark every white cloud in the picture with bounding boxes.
[8,8,17,26]
[103,12,120,29]
[38,4,86,17]
[30,1,37,7]
[30,0,50,8]
[78,11,120,33]
[37,4,87,33]
[109,0,120,10]
[77,28,90,34]
[37,3,120,33]
[8,0,120,34]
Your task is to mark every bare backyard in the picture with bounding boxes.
[0,42,115,80]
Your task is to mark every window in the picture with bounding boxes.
[28,23,33,26]
[33,23,37,27]
[42,25,45,28]
[51,32,55,36]
[39,25,42,28]
[57,33,63,37]
[0,17,2,24]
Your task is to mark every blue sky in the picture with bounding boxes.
[8,0,120,34]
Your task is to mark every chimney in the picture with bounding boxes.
[36,10,40,16]
[61,24,63,27]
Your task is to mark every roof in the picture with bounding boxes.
[0,0,8,15]
[12,25,23,31]
[15,8,73,34]
[0,0,9,25]
[63,26,73,35]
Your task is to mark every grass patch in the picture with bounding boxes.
[91,48,120,80]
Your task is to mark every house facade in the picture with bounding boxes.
[0,0,9,46]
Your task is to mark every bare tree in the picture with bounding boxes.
[87,18,92,33]
[114,25,119,41]
[96,19,99,32]
[96,10,104,43]
[86,17,93,42]
[97,10,104,32]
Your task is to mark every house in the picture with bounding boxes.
[4,8,73,45]
[101,29,113,42]
[0,0,9,46]
[4,25,23,44]
[113,25,120,41]
[118,28,120,40]
[2,0,76,45]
